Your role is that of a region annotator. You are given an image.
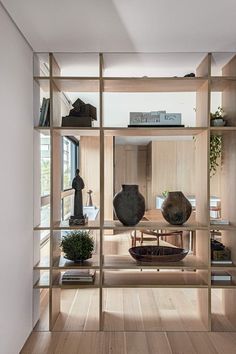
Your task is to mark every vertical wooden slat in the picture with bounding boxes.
[99,53,104,331]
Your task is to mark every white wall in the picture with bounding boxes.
[0,5,33,354]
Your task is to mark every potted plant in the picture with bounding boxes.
[60,230,94,263]
[210,106,226,126]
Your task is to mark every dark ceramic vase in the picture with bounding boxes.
[161,191,192,225]
[113,184,145,226]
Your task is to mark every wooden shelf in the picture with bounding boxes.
[104,220,207,231]
[103,270,208,288]
[210,223,236,230]
[211,76,236,91]
[34,257,50,269]
[52,77,99,92]
[34,222,50,231]
[52,127,100,136]
[33,52,236,332]
[210,127,236,133]
[103,77,207,92]
[103,254,207,270]
[211,281,236,288]
[34,76,50,90]
[34,127,50,135]
[53,220,100,230]
[104,127,207,136]
[53,255,99,269]
[33,272,50,288]
[52,272,100,288]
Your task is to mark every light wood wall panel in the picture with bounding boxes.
[115,144,147,204]
[80,136,113,219]
[80,136,100,208]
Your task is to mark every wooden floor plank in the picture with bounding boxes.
[208,332,236,354]
[167,332,198,354]
[21,331,236,354]
[145,332,173,354]
[188,332,218,354]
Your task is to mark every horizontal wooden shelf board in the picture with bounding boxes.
[52,127,100,136]
[53,255,99,269]
[33,272,49,288]
[210,127,236,133]
[103,220,207,231]
[103,255,208,270]
[211,282,236,288]
[34,222,50,231]
[210,223,236,230]
[104,127,207,137]
[52,77,99,92]
[34,77,50,90]
[34,257,50,269]
[103,77,207,92]
[211,264,236,270]
[53,220,100,230]
[34,127,50,135]
[103,270,208,287]
[211,76,236,91]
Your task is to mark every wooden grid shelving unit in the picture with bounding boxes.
[33,52,236,332]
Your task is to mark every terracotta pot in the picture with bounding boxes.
[161,191,192,225]
[113,184,145,226]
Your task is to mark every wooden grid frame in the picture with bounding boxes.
[33,52,236,332]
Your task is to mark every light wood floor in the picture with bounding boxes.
[21,331,236,354]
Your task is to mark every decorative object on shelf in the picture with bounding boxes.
[210,135,222,177]
[113,184,145,226]
[211,239,231,262]
[62,97,97,127]
[129,111,183,127]
[161,191,192,225]
[210,106,226,126]
[60,230,94,263]
[39,97,50,127]
[184,73,195,77]
[86,189,93,207]
[61,269,96,284]
[129,245,188,263]
[69,169,88,225]
[211,271,232,282]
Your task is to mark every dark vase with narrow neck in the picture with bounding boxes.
[161,191,192,225]
[113,184,145,226]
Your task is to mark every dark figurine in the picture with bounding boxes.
[184,73,195,77]
[69,169,88,225]
[72,169,85,218]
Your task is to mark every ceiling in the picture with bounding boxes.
[2,0,236,52]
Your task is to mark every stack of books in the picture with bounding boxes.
[39,98,50,126]
[61,269,96,285]
[211,271,232,282]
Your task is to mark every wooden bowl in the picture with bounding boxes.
[129,245,188,263]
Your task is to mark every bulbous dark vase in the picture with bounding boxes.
[113,185,145,226]
[161,191,192,225]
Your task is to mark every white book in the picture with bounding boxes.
[211,271,232,281]
[211,260,233,265]
[210,219,230,225]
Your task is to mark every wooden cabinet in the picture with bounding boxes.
[33,52,236,332]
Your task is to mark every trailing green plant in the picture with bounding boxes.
[210,135,222,177]
[60,230,94,262]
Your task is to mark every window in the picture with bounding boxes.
[40,135,50,197]
[62,137,78,191]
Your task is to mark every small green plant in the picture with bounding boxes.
[210,106,225,120]
[60,230,94,262]
[210,135,222,177]
[162,190,169,198]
